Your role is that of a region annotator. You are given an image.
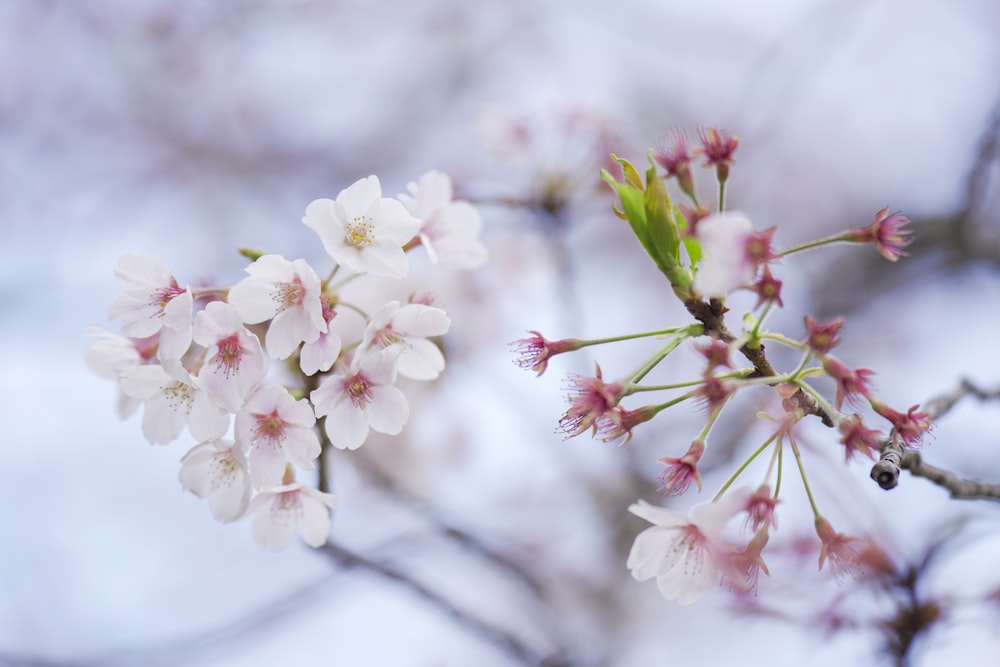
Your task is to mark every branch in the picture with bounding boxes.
[315,542,570,667]
[871,379,1000,500]
[684,297,834,426]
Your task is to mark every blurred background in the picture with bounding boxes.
[3,0,1000,665]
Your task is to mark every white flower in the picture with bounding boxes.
[627,491,749,605]
[192,302,269,413]
[360,300,450,380]
[227,255,327,360]
[106,254,193,365]
[302,176,421,278]
[249,482,339,551]
[84,326,154,419]
[691,212,756,298]
[235,385,321,490]
[119,364,230,445]
[398,170,487,270]
[299,294,342,376]
[310,350,409,450]
[179,439,252,523]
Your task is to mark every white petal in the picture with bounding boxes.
[393,304,450,337]
[366,385,408,435]
[627,526,676,581]
[300,332,342,376]
[397,338,445,381]
[326,399,369,450]
[251,493,299,552]
[297,493,334,547]
[628,499,687,528]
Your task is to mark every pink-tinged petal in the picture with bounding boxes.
[248,438,289,489]
[282,427,320,470]
[208,475,251,523]
[309,375,345,418]
[337,175,382,215]
[199,366,243,414]
[366,385,409,435]
[84,328,141,379]
[397,338,445,380]
[628,500,687,528]
[141,391,187,444]
[162,289,194,331]
[228,278,280,323]
[157,323,192,364]
[297,496,334,547]
[360,242,409,278]
[627,526,675,581]
[113,254,172,290]
[178,442,219,497]
[300,332,342,376]
[393,304,450,337]
[250,493,299,552]
[375,198,421,243]
[267,308,319,359]
[188,391,230,442]
[281,397,317,429]
[108,294,161,337]
[325,399,369,450]
[358,349,399,385]
[400,170,452,219]
[657,557,717,605]
[120,365,171,400]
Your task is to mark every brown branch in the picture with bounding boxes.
[684,297,834,426]
[871,379,1000,500]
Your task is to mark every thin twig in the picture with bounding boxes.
[871,379,1000,500]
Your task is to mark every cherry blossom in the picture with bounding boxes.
[84,326,155,418]
[656,439,705,496]
[299,294,342,376]
[178,439,252,523]
[226,255,326,360]
[192,301,268,413]
[249,482,339,551]
[119,364,229,445]
[235,385,321,489]
[310,350,409,450]
[509,331,583,376]
[107,254,193,365]
[691,212,757,298]
[360,300,450,380]
[627,491,749,604]
[398,170,487,270]
[302,175,420,278]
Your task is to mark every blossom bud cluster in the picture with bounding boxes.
[87,171,486,551]
[514,128,930,603]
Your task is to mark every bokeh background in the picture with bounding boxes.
[4,0,1000,665]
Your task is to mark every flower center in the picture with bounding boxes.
[150,281,186,314]
[346,374,373,408]
[215,334,243,378]
[161,380,195,414]
[274,278,305,312]
[254,410,287,445]
[345,215,375,248]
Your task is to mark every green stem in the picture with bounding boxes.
[713,432,779,501]
[625,368,753,394]
[578,326,701,349]
[788,432,820,517]
[758,331,808,351]
[625,325,701,385]
[774,439,784,497]
[338,300,371,321]
[779,233,851,258]
[717,180,727,213]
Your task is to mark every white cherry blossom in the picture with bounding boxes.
[84,326,155,419]
[235,385,321,490]
[310,350,409,450]
[302,175,420,278]
[299,294,342,376]
[192,301,268,413]
[398,170,487,270]
[360,300,450,380]
[119,364,229,445]
[249,482,339,551]
[107,254,193,365]
[627,490,750,604]
[691,212,756,298]
[178,439,252,523]
[227,255,326,360]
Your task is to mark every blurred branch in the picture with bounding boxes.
[871,379,1000,500]
[316,541,570,667]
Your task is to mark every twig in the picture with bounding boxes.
[871,379,1000,500]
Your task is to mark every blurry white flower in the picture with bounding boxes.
[84,326,154,419]
[107,254,192,364]
[299,294,342,376]
[249,482,338,551]
[691,212,756,298]
[627,491,749,604]
[361,300,450,380]
[179,439,252,523]
[119,364,229,445]
[399,170,487,270]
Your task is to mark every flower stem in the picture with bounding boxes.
[788,432,820,517]
[626,325,701,385]
[713,432,779,501]
[779,233,851,258]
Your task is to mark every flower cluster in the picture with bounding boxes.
[87,171,486,551]
[513,128,929,603]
